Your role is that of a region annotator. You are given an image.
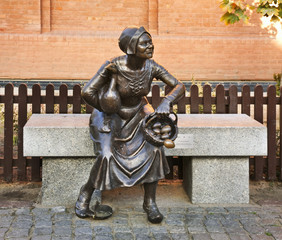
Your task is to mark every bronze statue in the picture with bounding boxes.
[75,26,185,224]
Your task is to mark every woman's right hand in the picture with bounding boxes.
[105,63,118,74]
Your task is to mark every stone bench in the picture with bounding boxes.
[23,114,267,206]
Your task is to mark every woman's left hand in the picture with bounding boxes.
[155,98,171,116]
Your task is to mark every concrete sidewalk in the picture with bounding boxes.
[0,182,282,240]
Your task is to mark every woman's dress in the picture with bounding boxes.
[83,55,183,190]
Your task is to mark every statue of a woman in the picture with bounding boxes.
[75,26,185,224]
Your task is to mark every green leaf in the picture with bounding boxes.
[221,12,240,24]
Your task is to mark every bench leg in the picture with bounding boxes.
[183,156,249,204]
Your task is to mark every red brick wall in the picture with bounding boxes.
[0,0,281,81]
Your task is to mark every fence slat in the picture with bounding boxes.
[254,85,264,180]
[17,84,27,181]
[203,84,212,113]
[242,85,251,116]
[229,85,238,113]
[73,85,82,113]
[216,84,225,113]
[267,85,276,180]
[177,95,186,114]
[152,85,161,109]
[280,86,282,181]
[190,85,199,113]
[4,83,14,182]
[46,84,55,114]
[59,84,68,113]
[31,84,41,181]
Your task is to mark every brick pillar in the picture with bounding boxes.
[148,0,158,35]
[41,0,51,33]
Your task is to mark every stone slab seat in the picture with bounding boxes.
[23,114,267,206]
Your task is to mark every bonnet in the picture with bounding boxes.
[118,26,151,54]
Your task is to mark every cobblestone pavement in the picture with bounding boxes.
[0,203,282,240]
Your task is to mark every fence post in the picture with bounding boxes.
[4,83,14,182]
[46,84,55,114]
[73,85,82,113]
[31,84,41,181]
[267,85,277,180]
[17,84,28,181]
[190,85,199,113]
[203,84,212,114]
[242,85,251,116]
[229,85,238,113]
[280,86,282,180]
[216,84,225,113]
[59,84,68,114]
[151,85,161,110]
[254,85,264,180]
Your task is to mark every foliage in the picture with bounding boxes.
[220,0,282,25]
[274,73,282,96]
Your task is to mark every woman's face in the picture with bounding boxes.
[136,33,154,59]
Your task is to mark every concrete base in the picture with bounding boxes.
[41,157,101,206]
[183,157,249,204]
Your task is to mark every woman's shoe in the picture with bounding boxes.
[75,186,95,218]
[75,190,95,218]
[143,202,163,224]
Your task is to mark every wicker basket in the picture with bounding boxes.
[143,112,178,147]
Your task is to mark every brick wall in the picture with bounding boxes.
[0,0,281,81]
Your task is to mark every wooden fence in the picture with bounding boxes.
[0,83,281,182]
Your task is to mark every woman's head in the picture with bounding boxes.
[118,26,153,58]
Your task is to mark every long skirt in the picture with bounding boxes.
[88,102,170,190]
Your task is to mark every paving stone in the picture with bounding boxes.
[150,226,168,233]
[53,226,72,237]
[112,217,128,225]
[249,233,275,240]
[187,207,206,213]
[229,234,251,240]
[34,219,53,228]
[191,233,212,240]
[0,228,8,238]
[135,233,154,240]
[11,219,33,229]
[152,232,171,240]
[93,226,112,235]
[5,228,30,238]
[168,225,187,234]
[187,225,207,233]
[171,233,191,240]
[95,236,114,240]
[74,235,92,240]
[53,213,72,220]
[206,207,227,214]
[115,232,134,240]
[210,233,230,240]
[33,227,53,236]
[169,207,188,214]
[74,226,93,236]
[32,208,50,215]
[242,224,265,235]
[15,208,31,215]
[31,235,52,240]
[54,219,72,227]
[113,225,132,233]
[74,219,91,227]
[51,206,66,213]
[0,216,14,228]
[0,209,15,216]
[52,237,73,240]
[132,227,150,235]
[204,219,225,233]
[165,213,185,226]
